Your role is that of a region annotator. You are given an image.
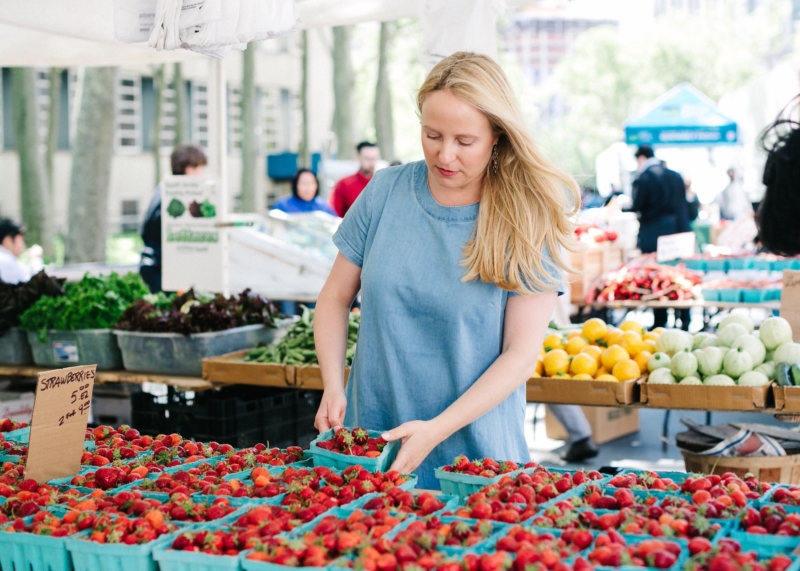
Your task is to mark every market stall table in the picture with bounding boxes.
[0,365,214,392]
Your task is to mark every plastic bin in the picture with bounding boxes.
[66,525,183,571]
[742,289,768,304]
[155,545,242,571]
[772,259,795,272]
[752,259,773,271]
[766,289,782,301]
[718,288,742,303]
[0,515,86,571]
[701,289,719,302]
[705,259,728,272]
[0,327,34,365]
[26,329,123,370]
[727,258,754,271]
[309,428,400,472]
[434,467,522,498]
[294,391,322,449]
[684,259,706,271]
[4,426,31,444]
[114,323,286,376]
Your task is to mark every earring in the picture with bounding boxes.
[492,144,499,174]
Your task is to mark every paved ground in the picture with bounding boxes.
[523,404,790,472]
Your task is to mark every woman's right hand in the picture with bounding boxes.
[314,388,347,433]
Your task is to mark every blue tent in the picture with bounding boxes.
[624,83,738,147]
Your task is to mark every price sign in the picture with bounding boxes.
[781,271,800,342]
[24,365,96,484]
[656,232,696,263]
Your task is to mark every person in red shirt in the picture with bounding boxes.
[330,141,380,217]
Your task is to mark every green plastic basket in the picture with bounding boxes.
[65,524,186,571]
[0,517,86,571]
[434,467,520,498]
[309,428,399,472]
[3,426,30,444]
[153,538,244,571]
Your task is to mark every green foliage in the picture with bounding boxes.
[19,272,150,336]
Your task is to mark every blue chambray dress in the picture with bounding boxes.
[332,160,559,489]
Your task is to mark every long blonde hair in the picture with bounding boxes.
[418,52,580,294]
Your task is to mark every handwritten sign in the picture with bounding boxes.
[25,365,96,484]
[781,271,800,342]
[657,232,696,263]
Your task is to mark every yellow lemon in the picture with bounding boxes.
[634,350,651,374]
[570,353,599,377]
[643,332,659,342]
[652,327,666,335]
[543,334,565,353]
[580,345,603,362]
[596,373,620,382]
[565,336,590,356]
[534,356,544,377]
[566,330,583,340]
[581,318,608,344]
[620,320,645,336]
[619,331,644,357]
[595,366,610,377]
[643,339,657,354]
[601,344,629,371]
[572,373,594,380]
[612,358,641,382]
[605,328,624,347]
[553,372,571,379]
[543,349,570,377]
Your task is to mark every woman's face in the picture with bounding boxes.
[421,89,497,193]
[297,172,318,201]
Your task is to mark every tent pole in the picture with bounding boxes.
[208,57,230,296]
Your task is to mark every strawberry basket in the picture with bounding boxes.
[0,510,86,571]
[434,458,524,498]
[309,428,399,472]
[154,536,244,571]
[728,504,800,551]
[3,426,30,444]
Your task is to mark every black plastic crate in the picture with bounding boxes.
[295,390,322,448]
[131,392,169,436]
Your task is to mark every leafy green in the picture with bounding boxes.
[200,199,216,218]
[0,272,65,334]
[19,272,150,338]
[167,198,186,218]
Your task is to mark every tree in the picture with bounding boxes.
[298,30,311,168]
[173,63,188,146]
[11,68,53,258]
[240,43,257,212]
[374,22,396,162]
[332,26,356,160]
[65,68,117,264]
[46,68,61,192]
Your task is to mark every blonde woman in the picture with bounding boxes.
[313,52,579,488]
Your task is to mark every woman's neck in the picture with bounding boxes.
[427,171,483,207]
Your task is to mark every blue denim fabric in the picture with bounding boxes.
[332,161,558,488]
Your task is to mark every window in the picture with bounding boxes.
[115,75,143,153]
[0,69,5,150]
[120,200,139,233]
[190,82,209,149]
[227,85,242,152]
[160,82,177,151]
[257,87,279,152]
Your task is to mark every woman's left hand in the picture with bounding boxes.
[382,420,446,474]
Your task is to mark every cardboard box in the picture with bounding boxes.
[682,450,800,484]
[545,406,639,444]
[568,243,625,305]
[773,385,800,412]
[640,381,771,411]
[526,377,640,406]
[0,391,34,423]
[202,350,292,387]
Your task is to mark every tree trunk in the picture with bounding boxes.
[46,68,61,193]
[375,22,396,162]
[240,43,257,212]
[173,63,187,147]
[332,26,356,160]
[65,68,116,264]
[11,68,53,259]
[153,65,165,185]
[298,29,311,168]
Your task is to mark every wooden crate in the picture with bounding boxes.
[682,450,800,484]
[568,243,625,305]
[202,350,293,387]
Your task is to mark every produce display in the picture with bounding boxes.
[0,422,795,571]
[244,307,359,366]
[18,272,149,337]
[644,315,795,387]
[115,288,282,334]
[574,224,618,244]
[534,317,653,382]
[0,271,64,333]
[589,262,701,304]
[316,427,388,458]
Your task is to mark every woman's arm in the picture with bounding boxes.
[313,253,362,432]
[382,291,558,474]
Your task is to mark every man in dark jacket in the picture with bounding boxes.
[139,145,207,293]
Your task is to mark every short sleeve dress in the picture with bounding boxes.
[332,160,561,489]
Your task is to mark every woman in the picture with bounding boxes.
[272,169,336,215]
[313,52,579,488]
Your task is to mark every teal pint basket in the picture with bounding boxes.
[434,467,521,498]
[309,428,399,472]
[742,289,768,304]
[718,288,742,303]
[155,546,242,571]
[0,513,88,571]
[705,259,728,272]
[701,289,720,302]
[3,426,30,444]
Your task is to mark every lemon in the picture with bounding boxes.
[634,350,651,373]
[543,349,570,377]
[553,372,571,379]
[533,356,544,377]
[605,328,624,347]
[581,318,608,344]
[565,336,590,356]
[572,373,594,380]
[570,352,599,377]
[612,358,641,382]
[543,334,565,353]
[601,344,629,371]
[596,373,620,382]
[580,345,603,362]
[643,339,657,354]
[620,320,645,336]
[566,330,583,340]
[619,331,644,357]
[652,327,666,335]
[595,366,610,377]
[643,332,659,342]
